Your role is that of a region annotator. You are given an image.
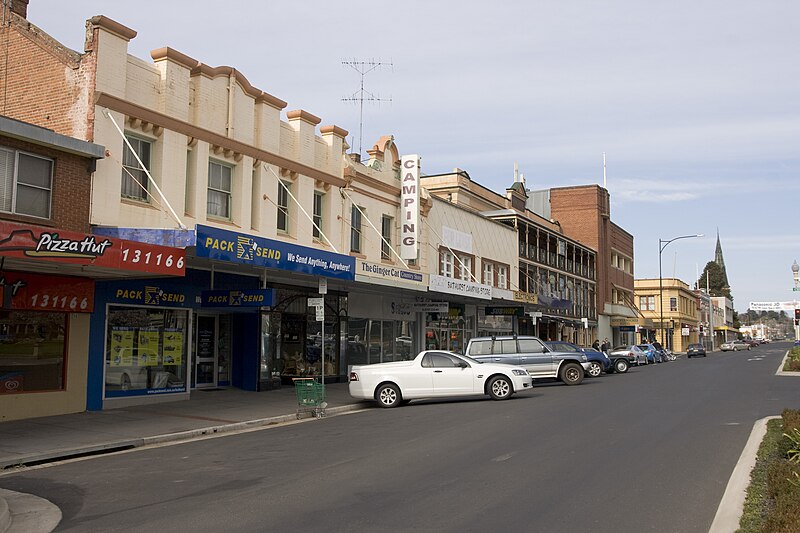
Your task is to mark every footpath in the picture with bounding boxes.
[0,383,367,532]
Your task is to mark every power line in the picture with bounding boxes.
[341,58,392,158]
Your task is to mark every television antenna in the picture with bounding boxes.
[341,58,392,158]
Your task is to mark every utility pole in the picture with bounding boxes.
[342,59,392,158]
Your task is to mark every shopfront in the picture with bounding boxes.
[0,272,94,399]
[88,269,263,410]
[193,225,356,390]
[0,221,187,420]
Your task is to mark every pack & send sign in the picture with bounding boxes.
[201,289,275,308]
[196,225,355,280]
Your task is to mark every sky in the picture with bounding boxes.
[28,1,800,313]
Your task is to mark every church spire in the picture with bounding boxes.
[714,228,729,287]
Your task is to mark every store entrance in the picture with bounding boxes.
[192,314,232,389]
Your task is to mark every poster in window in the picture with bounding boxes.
[162,329,183,366]
[138,328,160,366]
[110,327,135,366]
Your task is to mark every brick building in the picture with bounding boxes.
[548,185,639,346]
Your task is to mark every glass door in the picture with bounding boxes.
[194,315,217,389]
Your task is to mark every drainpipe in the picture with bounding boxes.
[226,70,235,138]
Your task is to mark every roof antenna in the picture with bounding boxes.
[603,152,607,189]
[341,58,393,159]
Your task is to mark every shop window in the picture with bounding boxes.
[381,214,392,260]
[277,180,291,233]
[0,311,66,394]
[105,306,189,396]
[312,191,324,240]
[208,160,232,219]
[0,146,53,218]
[121,135,151,202]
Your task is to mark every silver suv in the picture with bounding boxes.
[464,335,590,385]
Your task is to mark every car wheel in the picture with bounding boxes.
[587,361,603,378]
[687,354,692,359]
[560,362,584,385]
[614,359,629,373]
[121,374,131,391]
[375,383,401,408]
[487,375,513,400]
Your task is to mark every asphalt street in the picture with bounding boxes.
[2,342,798,532]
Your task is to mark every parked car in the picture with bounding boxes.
[720,340,751,352]
[604,346,639,373]
[743,339,759,348]
[465,335,590,385]
[686,343,707,358]
[545,341,610,377]
[609,345,647,366]
[636,343,663,364]
[348,350,533,407]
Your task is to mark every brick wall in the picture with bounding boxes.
[550,185,635,316]
[0,134,93,232]
[0,13,95,140]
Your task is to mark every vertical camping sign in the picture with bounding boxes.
[400,154,420,260]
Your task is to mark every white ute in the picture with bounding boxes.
[348,350,533,408]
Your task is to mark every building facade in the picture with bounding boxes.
[421,172,599,346]
[548,185,637,346]
[634,278,700,352]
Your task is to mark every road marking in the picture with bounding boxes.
[491,452,516,462]
[723,422,741,426]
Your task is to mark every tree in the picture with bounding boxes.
[697,261,732,301]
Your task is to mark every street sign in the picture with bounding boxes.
[319,278,328,295]
[316,306,324,322]
[308,297,324,307]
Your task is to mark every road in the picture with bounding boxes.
[1,342,797,532]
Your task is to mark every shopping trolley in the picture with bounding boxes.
[292,378,326,419]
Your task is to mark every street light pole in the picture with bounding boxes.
[659,234,703,351]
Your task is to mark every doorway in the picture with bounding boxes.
[193,314,232,389]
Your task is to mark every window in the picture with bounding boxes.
[207,161,232,219]
[277,180,291,232]
[381,215,392,260]
[468,339,492,356]
[312,191,324,240]
[439,249,454,277]
[518,338,546,353]
[499,339,517,354]
[458,255,472,281]
[350,205,363,253]
[0,311,66,393]
[121,135,151,201]
[0,147,53,218]
[483,263,494,285]
[498,265,508,289]
[639,296,655,311]
[105,306,189,397]
[670,297,678,312]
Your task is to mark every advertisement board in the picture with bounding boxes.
[0,221,185,276]
[195,225,355,280]
[400,155,420,260]
[0,271,95,312]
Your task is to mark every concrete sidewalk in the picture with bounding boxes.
[1,382,368,471]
